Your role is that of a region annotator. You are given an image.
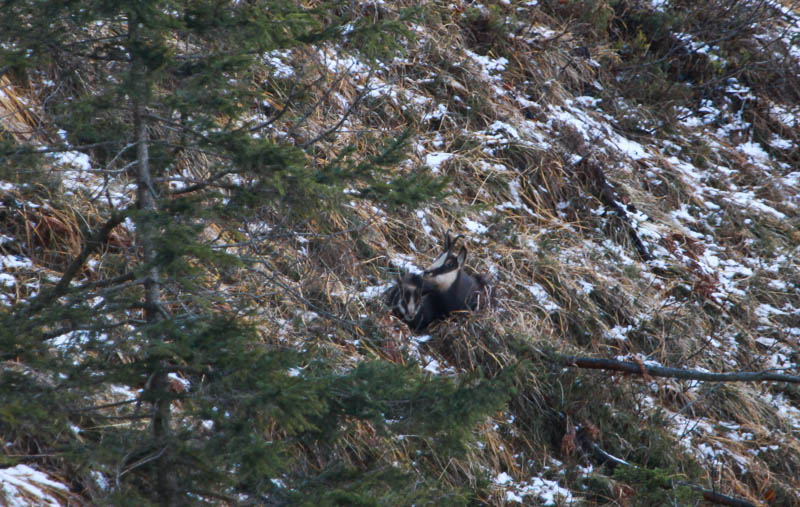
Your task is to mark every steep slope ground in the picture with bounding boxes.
[2,0,799,504]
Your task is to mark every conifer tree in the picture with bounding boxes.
[0,1,514,504]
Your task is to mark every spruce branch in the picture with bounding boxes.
[586,441,757,507]
[22,210,128,316]
[52,211,127,297]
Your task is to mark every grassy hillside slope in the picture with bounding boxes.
[2,0,799,504]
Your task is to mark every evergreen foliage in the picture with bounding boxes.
[3,0,792,504]
[0,0,466,504]
[612,466,702,505]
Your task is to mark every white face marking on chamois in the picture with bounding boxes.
[431,268,458,290]
[426,246,466,290]
[402,290,419,318]
[428,252,448,270]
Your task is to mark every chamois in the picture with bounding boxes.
[423,231,490,314]
[384,272,440,332]
[384,231,491,332]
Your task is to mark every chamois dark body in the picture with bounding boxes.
[426,267,486,314]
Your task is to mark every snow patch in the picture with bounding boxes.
[425,152,453,173]
[0,465,67,507]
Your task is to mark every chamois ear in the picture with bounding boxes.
[456,246,467,267]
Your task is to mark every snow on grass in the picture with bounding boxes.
[761,391,800,429]
[43,147,137,207]
[479,121,535,154]
[390,253,422,273]
[755,303,789,322]
[462,217,488,235]
[767,279,788,291]
[47,330,108,357]
[769,133,794,150]
[575,95,601,108]
[605,325,634,341]
[421,103,448,123]
[0,465,68,507]
[600,239,637,266]
[49,150,91,170]
[737,140,772,164]
[522,283,561,312]
[521,477,573,505]
[607,134,649,160]
[495,179,537,216]
[263,49,295,78]
[725,190,786,220]
[423,358,442,374]
[402,334,455,377]
[167,372,191,391]
[416,209,435,236]
[656,382,800,479]
[545,99,652,160]
[424,152,453,173]
[109,384,140,400]
[495,471,573,505]
[769,103,799,128]
[1,255,33,269]
[575,278,595,295]
[463,49,508,80]
[318,46,370,75]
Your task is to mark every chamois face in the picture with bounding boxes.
[395,273,425,320]
[424,232,467,291]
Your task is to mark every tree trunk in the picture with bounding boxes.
[130,14,177,506]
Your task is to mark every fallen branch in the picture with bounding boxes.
[675,480,757,507]
[550,354,800,384]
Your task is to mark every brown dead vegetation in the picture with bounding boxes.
[2,0,800,505]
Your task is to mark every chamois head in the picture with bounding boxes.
[424,230,467,291]
[422,230,491,314]
[390,272,428,322]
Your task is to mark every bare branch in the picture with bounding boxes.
[300,67,376,149]
[23,211,129,317]
[166,169,236,196]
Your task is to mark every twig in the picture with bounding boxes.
[300,67,376,148]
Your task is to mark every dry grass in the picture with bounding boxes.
[2,0,800,504]
[0,75,47,143]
